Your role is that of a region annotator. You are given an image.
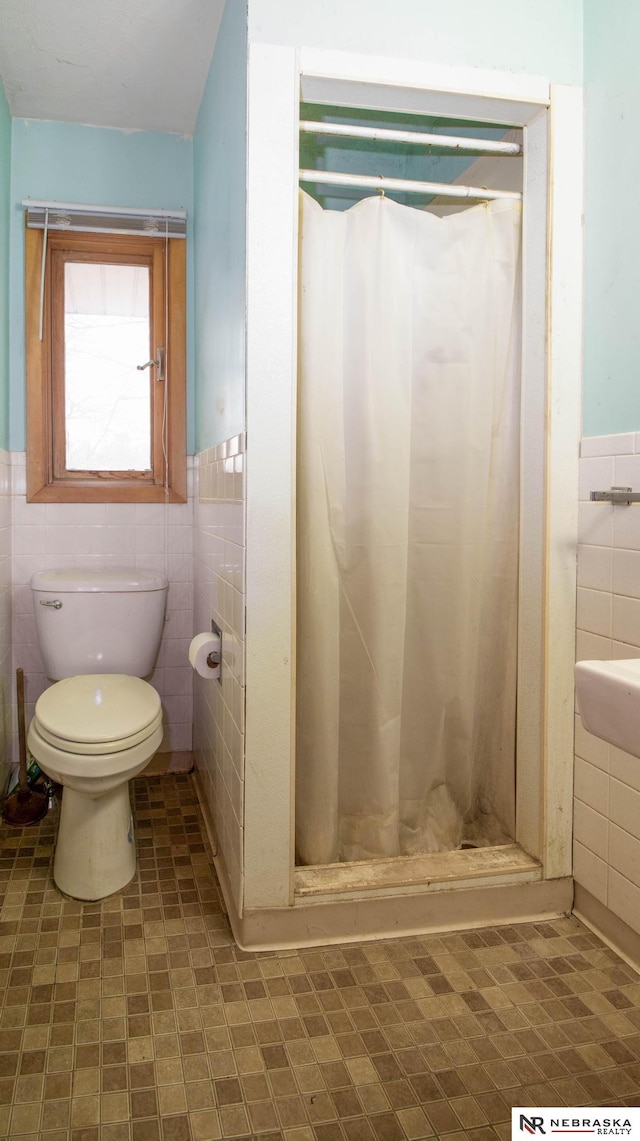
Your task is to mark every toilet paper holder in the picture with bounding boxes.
[209,625,222,666]
[211,620,223,680]
[209,619,222,680]
[188,623,223,682]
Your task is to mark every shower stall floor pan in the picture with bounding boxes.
[295,843,540,902]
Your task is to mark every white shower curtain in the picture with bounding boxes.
[296,190,522,867]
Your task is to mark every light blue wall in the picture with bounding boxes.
[9,120,194,452]
[583,0,639,436]
[0,82,10,451]
[193,0,247,453]
[192,0,581,452]
[249,0,583,84]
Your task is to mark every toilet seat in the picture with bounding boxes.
[35,708,163,755]
[34,674,161,754]
[28,714,164,788]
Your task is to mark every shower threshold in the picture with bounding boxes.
[295,843,540,903]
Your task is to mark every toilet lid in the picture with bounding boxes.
[35,675,161,745]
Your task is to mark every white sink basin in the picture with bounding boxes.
[575,658,640,758]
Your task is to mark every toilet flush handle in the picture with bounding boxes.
[39,599,62,609]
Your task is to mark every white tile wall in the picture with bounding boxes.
[9,452,195,762]
[0,450,11,794]
[193,434,245,913]
[576,432,640,934]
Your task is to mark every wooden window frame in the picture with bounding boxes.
[25,227,186,503]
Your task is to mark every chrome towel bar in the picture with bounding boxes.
[590,486,640,505]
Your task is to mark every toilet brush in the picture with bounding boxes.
[2,669,48,826]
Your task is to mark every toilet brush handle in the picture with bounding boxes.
[16,668,28,794]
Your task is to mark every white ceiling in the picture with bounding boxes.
[0,0,226,135]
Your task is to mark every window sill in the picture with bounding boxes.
[27,479,187,505]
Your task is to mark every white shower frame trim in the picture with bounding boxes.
[242,44,581,933]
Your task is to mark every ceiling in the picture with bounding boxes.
[0,0,226,135]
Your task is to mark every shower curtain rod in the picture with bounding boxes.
[299,169,522,201]
[300,120,522,156]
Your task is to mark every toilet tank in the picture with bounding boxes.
[31,567,168,680]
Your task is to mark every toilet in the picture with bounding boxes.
[27,567,168,901]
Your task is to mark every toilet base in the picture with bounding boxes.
[54,784,136,900]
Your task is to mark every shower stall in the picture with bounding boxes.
[204,45,582,949]
[295,129,522,868]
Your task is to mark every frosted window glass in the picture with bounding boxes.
[64,262,151,471]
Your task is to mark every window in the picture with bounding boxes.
[25,226,186,502]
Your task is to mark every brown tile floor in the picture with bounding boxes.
[0,775,640,1141]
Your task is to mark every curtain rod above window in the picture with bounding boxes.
[22,199,187,238]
